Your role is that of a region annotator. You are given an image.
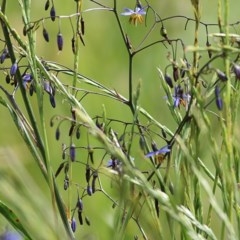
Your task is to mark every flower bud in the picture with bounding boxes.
[45,0,50,10]
[76,197,83,211]
[10,62,18,76]
[55,127,60,140]
[78,210,83,225]
[71,218,77,232]
[57,32,63,51]
[43,28,49,42]
[0,48,9,64]
[87,185,92,196]
[49,94,56,108]
[70,144,76,161]
[233,64,240,80]
[85,164,91,183]
[5,74,10,84]
[216,69,228,81]
[164,73,173,88]
[215,85,223,110]
[50,6,56,21]
[85,216,91,226]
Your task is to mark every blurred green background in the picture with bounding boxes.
[1,0,240,239]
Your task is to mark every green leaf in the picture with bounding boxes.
[0,200,33,240]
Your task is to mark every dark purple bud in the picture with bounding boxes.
[71,218,76,232]
[216,69,228,81]
[164,73,173,88]
[49,94,56,108]
[91,171,98,194]
[85,216,91,226]
[0,48,9,64]
[5,74,10,84]
[55,162,65,178]
[64,162,69,174]
[69,124,75,137]
[81,17,85,35]
[161,129,167,139]
[50,6,56,21]
[85,165,91,182]
[76,127,81,139]
[78,210,83,225]
[151,141,158,152]
[154,198,159,217]
[70,144,76,161]
[71,108,76,121]
[29,83,35,96]
[215,85,223,110]
[233,64,240,80]
[87,185,92,196]
[64,179,69,190]
[76,198,83,211]
[43,28,49,42]
[89,149,94,164]
[22,73,32,83]
[55,127,60,140]
[45,0,50,10]
[71,37,76,54]
[173,66,179,81]
[10,62,18,76]
[57,32,63,51]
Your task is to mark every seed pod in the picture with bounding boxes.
[49,94,56,108]
[5,74,10,84]
[50,6,56,21]
[43,28,50,42]
[70,144,76,162]
[55,162,65,178]
[55,127,60,140]
[164,73,173,88]
[233,64,240,80]
[216,69,228,81]
[71,218,76,232]
[45,0,50,10]
[85,165,91,183]
[57,32,63,51]
[10,62,18,76]
[85,216,90,226]
[78,210,83,225]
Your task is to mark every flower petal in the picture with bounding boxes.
[145,146,170,158]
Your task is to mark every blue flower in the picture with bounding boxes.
[172,85,190,108]
[121,6,146,26]
[0,231,22,240]
[145,145,170,158]
[145,145,170,164]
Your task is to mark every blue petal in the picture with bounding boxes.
[145,146,170,158]
[121,8,135,16]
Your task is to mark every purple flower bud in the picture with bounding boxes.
[50,6,56,21]
[10,62,18,76]
[216,69,228,81]
[57,32,63,51]
[71,37,76,54]
[0,48,9,64]
[5,74,10,84]
[29,83,35,96]
[49,94,56,108]
[87,185,92,196]
[70,144,76,161]
[85,165,91,182]
[71,218,77,232]
[76,198,83,211]
[43,28,49,42]
[78,210,83,225]
[45,0,50,11]
[233,64,240,80]
[76,127,81,139]
[55,127,60,140]
[0,231,22,240]
[164,73,173,88]
[215,85,223,110]
[81,17,85,35]
[22,73,32,83]
[91,171,98,193]
[173,66,179,82]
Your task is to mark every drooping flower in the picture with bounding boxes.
[121,6,146,26]
[145,145,170,165]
